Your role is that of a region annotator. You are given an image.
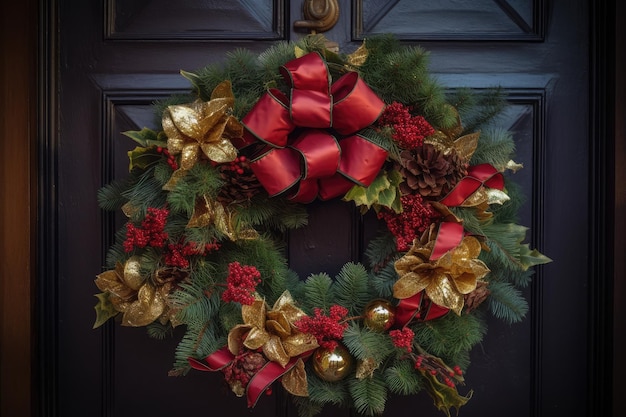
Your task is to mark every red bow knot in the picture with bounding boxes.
[240,52,387,203]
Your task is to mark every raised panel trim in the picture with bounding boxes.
[352,0,546,42]
[103,0,286,41]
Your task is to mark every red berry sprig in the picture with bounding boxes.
[295,305,349,350]
[389,327,415,352]
[156,146,178,171]
[123,207,169,252]
[414,353,464,388]
[221,261,262,305]
[377,194,440,252]
[378,102,435,150]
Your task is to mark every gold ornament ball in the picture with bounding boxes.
[312,344,353,382]
[363,299,396,332]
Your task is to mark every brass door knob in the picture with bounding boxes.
[293,0,340,33]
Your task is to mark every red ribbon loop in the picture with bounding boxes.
[395,292,449,327]
[241,52,387,203]
[439,163,504,207]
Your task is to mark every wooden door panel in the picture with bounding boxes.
[354,0,544,40]
[52,0,591,416]
[106,0,283,39]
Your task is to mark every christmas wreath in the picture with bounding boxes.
[94,35,550,417]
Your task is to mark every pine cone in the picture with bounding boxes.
[217,161,264,204]
[241,351,267,375]
[398,144,468,198]
[464,280,491,313]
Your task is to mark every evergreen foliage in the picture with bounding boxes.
[384,360,425,395]
[343,323,395,363]
[487,281,529,323]
[307,372,350,406]
[412,312,486,362]
[302,273,334,313]
[333,263,372,316]
[348,372,388,416]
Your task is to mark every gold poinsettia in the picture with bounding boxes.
[162,80,242,188]
[227,291,319,397]
[393,226,490,315]
[94,256,180,327]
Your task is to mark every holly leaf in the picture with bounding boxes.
[519,245,552,270]
[180,69,205,98]
[419,370,472,417]
[93,292,119,329]
[127,146,161,172]
[483,223,552,271]
[343,170,403,213]
[122,128,167,148]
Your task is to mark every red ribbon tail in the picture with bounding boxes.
[188,347,235,372]
[246,351,313,408]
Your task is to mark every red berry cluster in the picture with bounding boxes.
[389,327,415,352]
[223,155,248,175]
[123,207,169,252]
[377,194,439,252]
[163,240,220,269]
[221,261,262,305]
[378,102,435,150]
[415,355,464,388]
[156,146,178,170]
[295,305,349,350]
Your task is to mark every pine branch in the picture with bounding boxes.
[146,321,173,340]
[172,321,223,372]
[368,264,397,299]
[364,232,397,270]
[487,281,529,323]
[384,360,424,396]
[307,372,350,406]
[302,273,334,313]
[469,128,516,169]
[333,263,371,316]
[342,323,395,363]
[413,313,486,360]
[291,396,325,417]
[348,371,388,416]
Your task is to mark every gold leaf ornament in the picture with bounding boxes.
[94,256,168,327]
[393,227,490,315]
[162,81,242,188]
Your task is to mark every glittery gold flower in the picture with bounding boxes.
[227,291,318,397]
[94,256,183,327]
[228,291,319,367]
[161,80,242,189]
[393,227,490,315]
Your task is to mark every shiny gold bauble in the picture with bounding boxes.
[311,344,353,382]
[363,299,396,332]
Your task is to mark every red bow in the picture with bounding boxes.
[239,52,387,203]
